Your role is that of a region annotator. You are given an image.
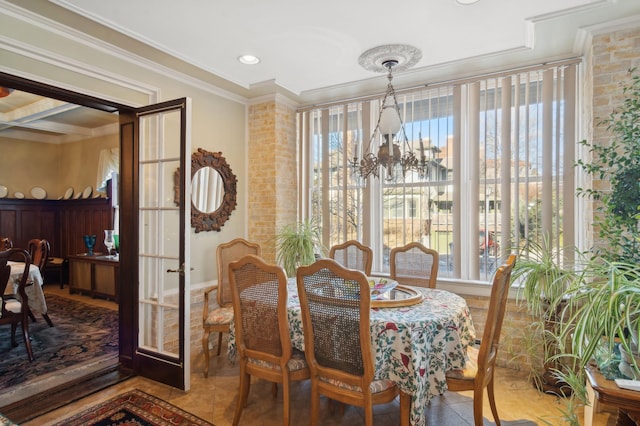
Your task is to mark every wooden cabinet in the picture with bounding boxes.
[69,254,119,301]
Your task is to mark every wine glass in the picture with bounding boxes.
[104,229,115,258]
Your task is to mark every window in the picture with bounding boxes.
[299,62,578,283]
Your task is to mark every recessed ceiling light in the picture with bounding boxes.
[238,54,260,65]
[456,0,479,4]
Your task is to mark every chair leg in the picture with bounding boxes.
[233,370,251,426]
[216,331,223,356]
[473,387,485,426]
[10,323,18,347]
[487,377,500,425]
[310,384,320,426]
[202,330,210,378]
[399,391,411,426]
[42,313,54,327]
[282,380,291,426]
[14,320,34,361]
[28,309,37,323]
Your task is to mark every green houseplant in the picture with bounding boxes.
[542,69,640,424]
[577,68,640,265]
[510,234,578,394]
[559,260,640,380]
[275,218,324,277]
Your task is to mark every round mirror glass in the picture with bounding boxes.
[191,166,224,213]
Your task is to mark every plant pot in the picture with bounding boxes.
[619,330,640,380]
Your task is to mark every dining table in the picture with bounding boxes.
[5,261,48,315]
[228,277,476,426]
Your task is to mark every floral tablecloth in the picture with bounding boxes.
[229,278,475,426]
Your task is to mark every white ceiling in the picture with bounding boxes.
[2,0,640,142]
[51,0,640,99]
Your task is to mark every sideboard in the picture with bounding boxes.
[0,182,114,260]
[68,253,119,301]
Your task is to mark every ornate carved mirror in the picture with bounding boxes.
[174,148,237,232]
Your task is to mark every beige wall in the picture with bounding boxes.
[1,6,251,366]
[0,134,118,199]
[1,9,248,288]
[0,137,60,198]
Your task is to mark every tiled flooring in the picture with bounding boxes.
[25,287,618,425]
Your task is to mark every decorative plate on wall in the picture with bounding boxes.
[63,187,74,200]
[0,185,7,198]
[74,192,82,199]
[82,185,93,199]
[31,186,47,199]
[14,192,24,199]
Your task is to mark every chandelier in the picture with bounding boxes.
[0,87,14,98]
[350,44,430,181]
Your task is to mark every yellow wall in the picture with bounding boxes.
[1,6,248,286]
[0,134,118,199]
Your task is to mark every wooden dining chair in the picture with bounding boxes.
[0,237,13,250]
[27,238,54,327]
[445,254,517,426]
[0,248,35,361]
[296,258,410,426]
[390,241,439,288]
[229,254,310,426]
[202,238,261,378]
[328,240,373,275]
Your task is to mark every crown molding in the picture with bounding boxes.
[1,0,248,106]
[574,14,640,54]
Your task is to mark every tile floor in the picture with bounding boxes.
[25,287,618,426]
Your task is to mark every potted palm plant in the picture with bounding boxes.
[275,218,324,277]
[510,234,578,394]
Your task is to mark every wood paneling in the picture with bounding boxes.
[0,185,113,259]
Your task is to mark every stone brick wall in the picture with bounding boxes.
[248,96,298,263]
[587,27,640,249]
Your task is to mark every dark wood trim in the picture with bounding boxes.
[118,112,136,370]
[0,71,129,113]
[0,364,133,424]
[0,71,137,395]
[0,193,113,260]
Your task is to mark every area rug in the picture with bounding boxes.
[0,293,118,394]
[52,389,214,426]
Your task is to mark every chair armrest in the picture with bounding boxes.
[203,284,219,320]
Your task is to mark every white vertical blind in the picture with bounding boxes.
[301,60,579,282]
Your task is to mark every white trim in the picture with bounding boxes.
[1,0,248,106]
[575,14,640,53]
[248,93,299,109]
[528,0,614,24]
[0,41,158,107]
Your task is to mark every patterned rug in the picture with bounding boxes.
[52,389,214,426]
[0,293,118,391]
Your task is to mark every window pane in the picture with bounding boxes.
[304,63,576,284]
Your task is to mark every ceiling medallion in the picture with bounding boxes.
[358,44,422,74]
[351,44,432,181]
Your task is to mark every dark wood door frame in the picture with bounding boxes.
[0,71,137,370]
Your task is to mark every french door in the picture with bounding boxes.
[119,98,191,390]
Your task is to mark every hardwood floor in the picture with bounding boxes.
[23,344,620,426]
[14,286,620,425]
